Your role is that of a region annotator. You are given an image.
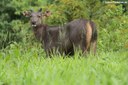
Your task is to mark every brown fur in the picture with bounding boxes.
[85,21,92,53]
[23,9,98,56]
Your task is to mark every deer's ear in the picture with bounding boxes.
[43,10,51,17]
[23,10,32,17]
[38,8,42,12]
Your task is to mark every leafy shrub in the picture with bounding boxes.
[0,0,128,52]
[97,4,128,51]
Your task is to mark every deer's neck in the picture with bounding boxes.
[32,24,47,42]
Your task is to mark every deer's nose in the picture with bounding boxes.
[31,21,36,25]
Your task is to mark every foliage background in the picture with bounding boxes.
[0,0,128,52]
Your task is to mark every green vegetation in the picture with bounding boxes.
[0,0,128,85]
[0,44,128,85]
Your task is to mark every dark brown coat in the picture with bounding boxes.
[23,8,97,56]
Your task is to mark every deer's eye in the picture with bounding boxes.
[29,14,32,17]
[38,15,41,18]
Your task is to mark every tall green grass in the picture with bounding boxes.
[0,43,128,85]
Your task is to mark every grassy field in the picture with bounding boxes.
[0,43,128,85]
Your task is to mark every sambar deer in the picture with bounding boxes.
[23,8,97,56]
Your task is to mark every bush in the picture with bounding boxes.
[0,0,128,52]
[97,4,128,51]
